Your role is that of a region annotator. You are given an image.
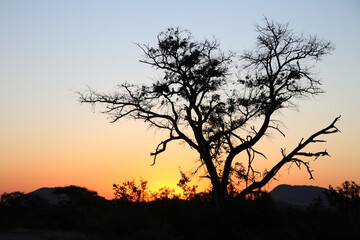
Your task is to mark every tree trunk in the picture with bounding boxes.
[201,153,226,204]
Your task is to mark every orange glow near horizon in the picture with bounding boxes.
[1,1,359,201]
[1,113,357,200]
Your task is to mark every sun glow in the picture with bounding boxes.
[1,1,359,201]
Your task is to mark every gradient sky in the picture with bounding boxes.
[1,0,359,199]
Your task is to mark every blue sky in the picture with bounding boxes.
[0,0,359,198]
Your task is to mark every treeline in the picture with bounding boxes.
[112,170,208,202]
[0,180,359,240]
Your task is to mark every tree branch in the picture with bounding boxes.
[150,135,182,166]
[239,116,340,198]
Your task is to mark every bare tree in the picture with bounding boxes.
[79,19,338,202]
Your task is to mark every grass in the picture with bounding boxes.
[5,228,102,240]
[1,196,359,240]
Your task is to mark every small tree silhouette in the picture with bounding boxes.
[113,179,149,202]
[0,191,25,207]
[326,181,360,215]
[177,170,198,200]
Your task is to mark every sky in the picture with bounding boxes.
[1,0,359,199]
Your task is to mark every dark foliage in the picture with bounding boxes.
[0,191,25,207]
[113,179,149,202]
[326,181,360,217]
[1,191,359,240]
[1,181,359,239]
[52,185,108,210]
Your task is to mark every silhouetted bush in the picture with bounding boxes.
[326,180,360,217]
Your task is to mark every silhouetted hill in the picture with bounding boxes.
[26,185,108,207]
[270,184,329,207]
[28,187,69,205]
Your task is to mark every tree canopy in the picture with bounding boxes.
[79,18,338,202]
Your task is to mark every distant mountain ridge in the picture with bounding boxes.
[269,184,329,207]
[24,184,330,207]
[25,185,107,206]
[28,187,70,205]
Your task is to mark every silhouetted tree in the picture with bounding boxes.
[113,179,149,202]
[0,191,24,203]
[156,186,178,200]
[177,170,198,200]
[0,191,25,206]
[79,18,338,202]
[326,181,360,215]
